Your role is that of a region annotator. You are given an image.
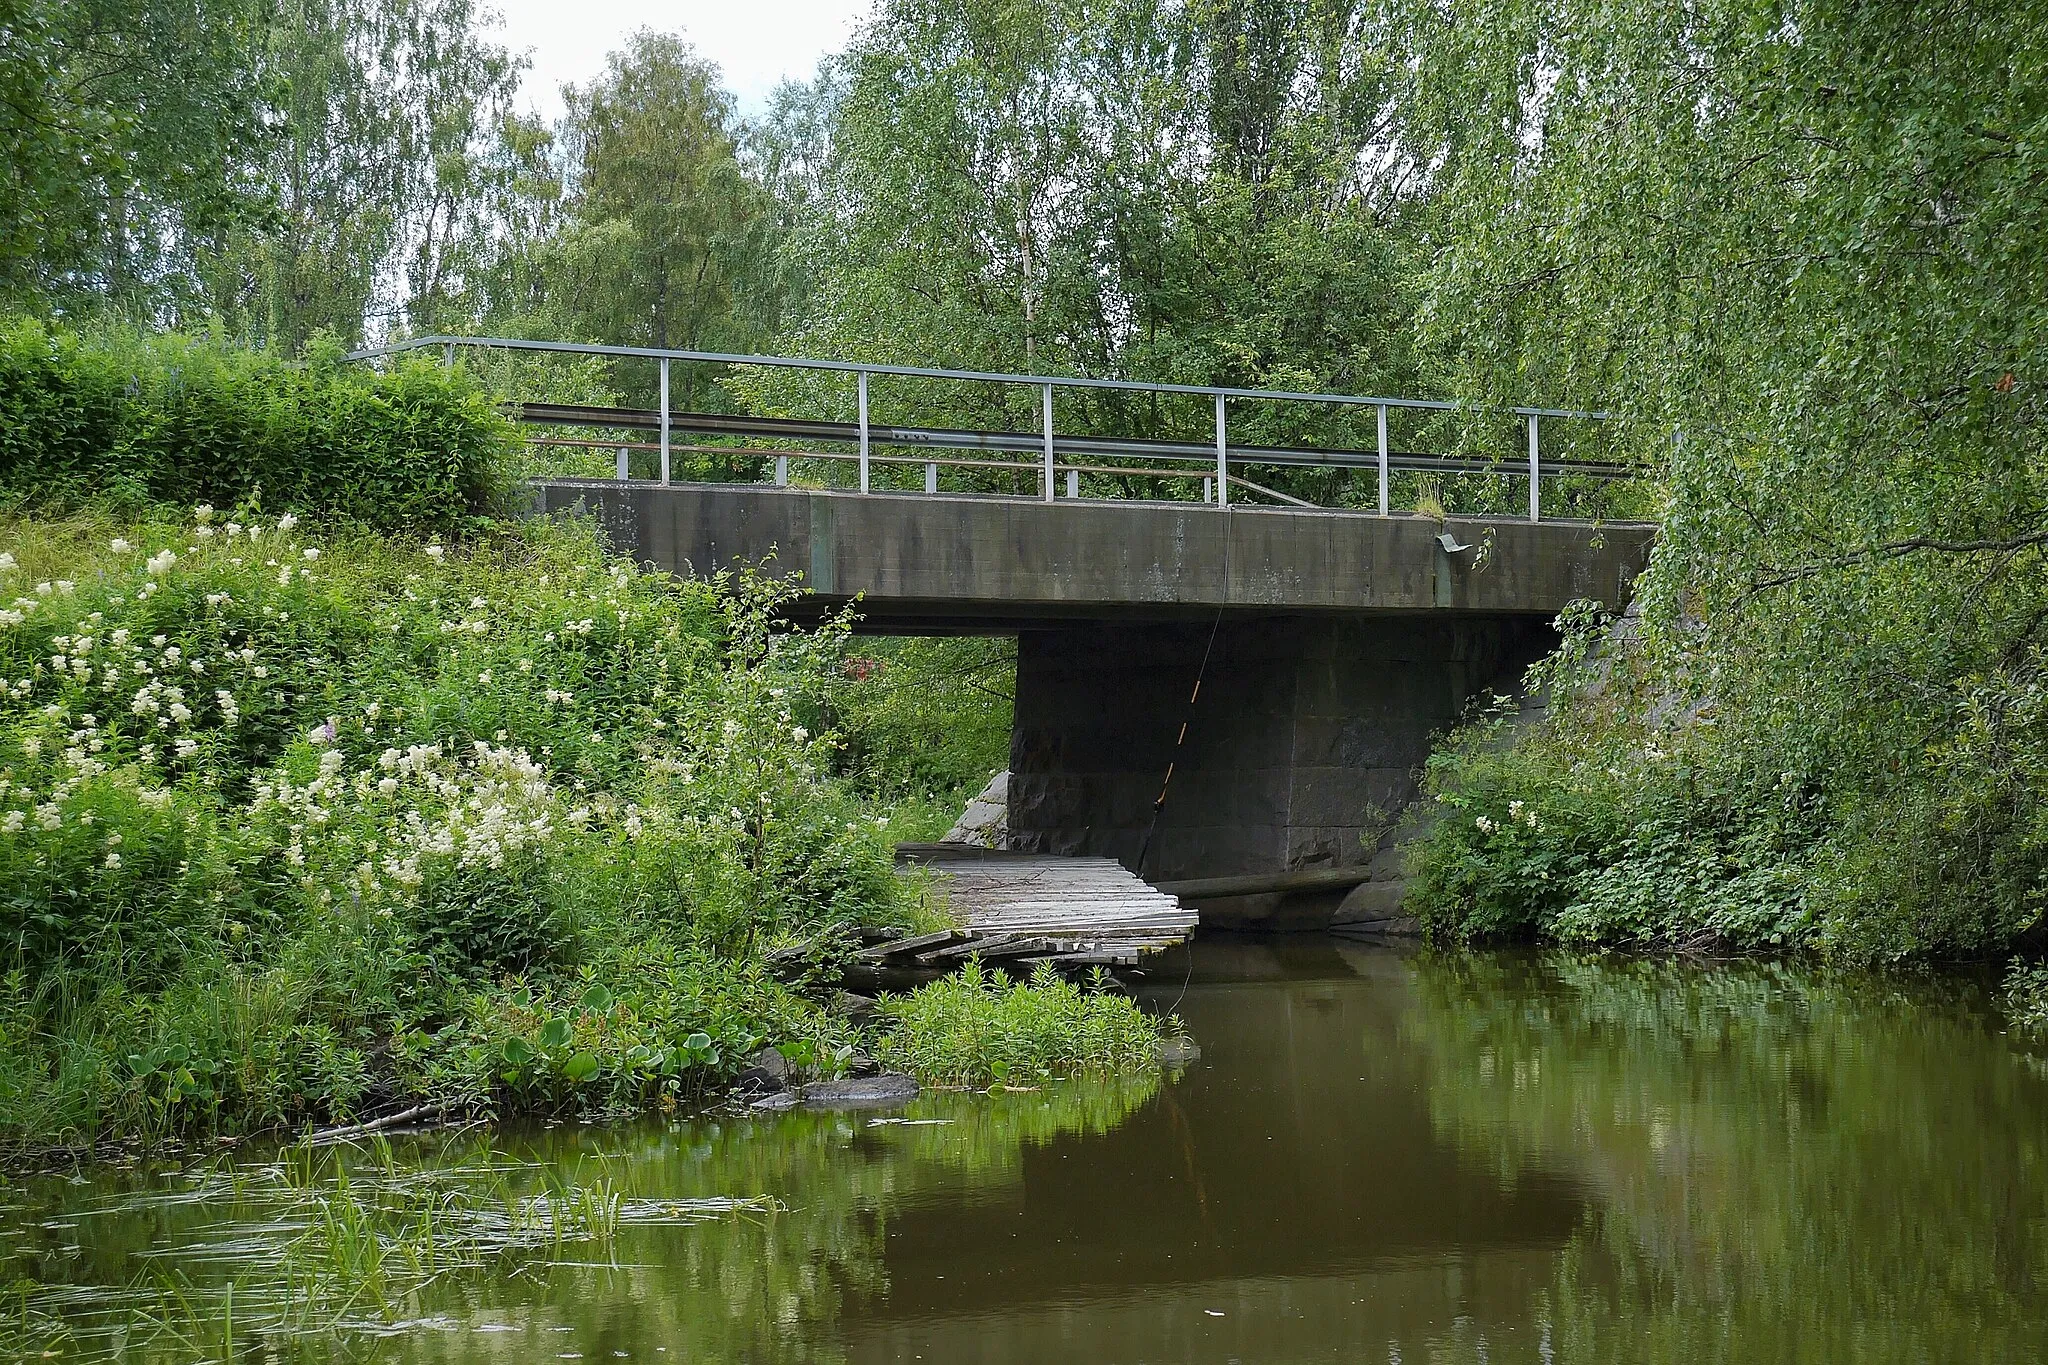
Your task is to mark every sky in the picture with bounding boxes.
[491,0,873,124]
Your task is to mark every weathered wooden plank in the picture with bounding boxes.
[899,845,1195,969]
[915,934,1066,966]
[856,929,972,962]
[966,913,1195,928]
[914,934,1011,965]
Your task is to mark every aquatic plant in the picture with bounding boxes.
[873,960,1175,1086]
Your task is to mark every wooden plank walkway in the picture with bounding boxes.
[888,844,1199,971]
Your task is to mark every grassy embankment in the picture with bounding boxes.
[0,320,1165,1157]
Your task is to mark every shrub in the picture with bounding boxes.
[1411,698,1821,953]
[873,960,1173,1087]
[0,319,512,531]
[0,508,920,1151]
[830,635,1014,801]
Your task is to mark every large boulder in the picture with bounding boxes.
[942,770,1009,847]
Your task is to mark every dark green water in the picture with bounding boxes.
[7,938,2048,1362]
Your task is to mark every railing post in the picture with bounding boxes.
[926,461,937,494]
[442,342,455,370]
[1527,412,1540,523]
[1214,393,1228,509]
[616,445,628,480]
[1377,403,1390,517]
[659,357,671,485]
[858,369,870,494]
[1042,383,1055,502]
[1066,468,1079,499]
[775,454,788,486]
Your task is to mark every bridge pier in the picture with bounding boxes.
[1008,616,1552,926]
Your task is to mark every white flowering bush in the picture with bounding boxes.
[0,508,914,1148]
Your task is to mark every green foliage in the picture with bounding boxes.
[0,320,512,530]
[1395,0,2048,960]
[829,635,1014,803]
[1412,644,1824,954]
[540,32,786,372]
[0,509,915,1151]
[2003,960,2048,1039]
[198,0,538,349]
[874,959,1173,1087]
[0,0,272,311]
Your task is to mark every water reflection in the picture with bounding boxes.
[7,941,2048,1362]
[1396,951,2048,1363]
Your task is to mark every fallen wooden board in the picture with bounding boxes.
[855,929,971,962]
[914,934,1051,966]
[909,934,1001,965]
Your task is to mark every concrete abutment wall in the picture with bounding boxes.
[1008,615,1553,920]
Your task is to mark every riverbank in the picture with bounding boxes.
[7,937,2044,1364]
[0,508,1169,1159]
[1405,599,2048,995]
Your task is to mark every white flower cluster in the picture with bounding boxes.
[1475,802,1541,836]
[248,739,620,910]
[0,730,175,843]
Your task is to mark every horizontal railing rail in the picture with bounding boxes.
[347,335,1642,522]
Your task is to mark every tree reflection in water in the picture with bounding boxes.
[8,946,2048,1363]
[1400,952,2048,1363]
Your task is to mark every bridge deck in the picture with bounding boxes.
[536,480,1654,628]
[890,846,1197,969]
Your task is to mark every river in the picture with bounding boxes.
[6,937,2046,1362]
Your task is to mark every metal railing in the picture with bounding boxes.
[348,335,1632,523]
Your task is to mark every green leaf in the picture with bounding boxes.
[539,1017,573,1050]
[578,984,614,1014]
[502,1037,537,1067]
[562,1052,601,1083]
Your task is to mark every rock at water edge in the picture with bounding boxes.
[797,1074,921,1109]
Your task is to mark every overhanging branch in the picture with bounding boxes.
[1743,525,2048,596]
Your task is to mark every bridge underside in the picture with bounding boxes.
[535,481,1650,915]
[1008,614,1551,882]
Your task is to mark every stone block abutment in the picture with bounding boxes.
[1006,615,1555,926]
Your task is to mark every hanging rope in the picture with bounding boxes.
[1135,607,1225,878]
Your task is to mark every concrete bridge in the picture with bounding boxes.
[535,479,1653,922]
[348,336,1653,925]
